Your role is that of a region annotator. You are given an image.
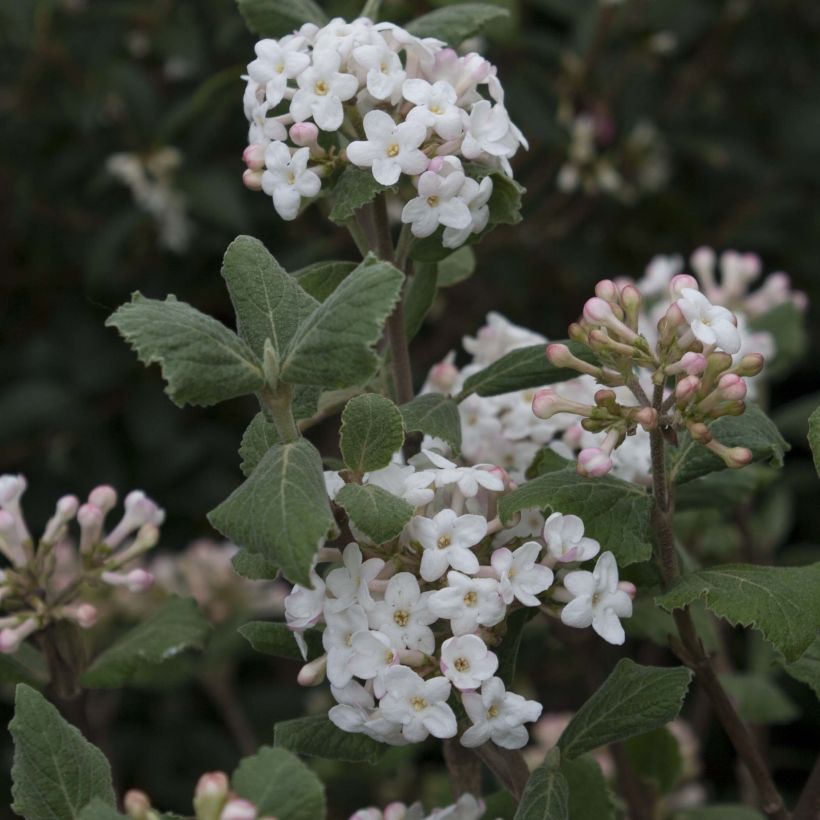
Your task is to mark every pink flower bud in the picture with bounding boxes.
[124,789,152,818]
[290,121,319,147]
[662,302,686,328]
[718,373,747,401]
[577,448,613,478]
[195,771,230,800]
[428,359,458,391]
[669,274,699,297]
[532,388,559,419]
[0,474,26,506]
[583,297,615,324]
[297,653,327,686]
[705,440,753,469]
[680,352,707,375]
[633,407,658,430]
[690,246,715,279]
[384,803,411,820]
[594,280,620,303]
[242,143,266,170]
[618,581,637,599]
[675,375,700,405]
[63,603,98,629]
[687,422,712,444]
[242,169,264,191]
[563,424,584,448]
[220,799,257,820]
[0,618,39,654]
[88,485,117,513]
[101,569,155,593]
[546,343,572,368]
[427,155,445,173]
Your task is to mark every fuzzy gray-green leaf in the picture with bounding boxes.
[515,750,569,820]
[340,393,405,474]
[236,0,327,37]
[274,714,386,763]
[239,621,323,661]
[336,483,414,544]
[400,393,462,454]
[407,3,509,43]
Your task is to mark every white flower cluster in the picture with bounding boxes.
[0,476,162,653]
[350,794,486,820]
[284,450,633,749]
[241,17,526,246]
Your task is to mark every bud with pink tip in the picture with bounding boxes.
[667,351,707,377]
[61,603,98,629]
[587,329,636,358]
[687,422,712,444]
[78,503,104,554]
[669,274,699,298]
[594,279,620,303]
[705,440,753,469]
[42,495,79,545]
[717,373,747,401]
[532,388,593,421]
[428,359,459,392]
[633,407,658,430]
[242,144,266,171]
[675,375,700,407]
[577,448,613,478]
[89,485,118,514]
[620,284,642,329]
[194,771,230,820]
[220,798,258,820]
[690,246,716,281]
[618,581,637,599]
[243,169,264,191]
[105,490,164,548]
[124,789,153,819]
[297,653,327,687]
[101,568,155,593]
[546,343,601,378]
[0,617,39,654]
[290,121,319,148]
[0,510,27,566]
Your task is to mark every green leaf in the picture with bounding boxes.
[809,405,820,476]
[780,635,820,698]
[328,166,395,224]
[232,746,326,820]
[106,293,264,407]
[563,756,615,820]
[238,621,323,662]
[221,235,318,359]
[675,465,775,510]
[498,466,652,566]
[437,245,476,287]
[231,548,279,580]
[526,447,572,478]
[336,483,414,544]
[239,412,281,477]
[400,393,462,454]
[670,404,789,485]
[292,260,357,302]
[515,749,569,820]
[655,562,820,662]
[280,256,404,389]
[624,728,683,793]
[558,660,692,760]
[274,714,386,763]
[407,3,510,43]
[81,597,211,688]
[719,673,799,724]
[459,342,597,399]
[236,0,327,37]
[77,801,126,820]
[497,607,537,685]
[0,642,48,686]
[10,684,116,819]
[209,439,335,586]
[340,394,405,474]
[404,262,438,341]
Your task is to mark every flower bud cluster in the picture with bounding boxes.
[124,770,275,820]
[350,793,485,820]
[0,475,163,654]
[241,17,525,246]
[283,449,632,749]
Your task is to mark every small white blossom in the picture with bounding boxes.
[560,551,633,645]
[323,603,369,688]
[284,569,326,631]
[261,142,321,220]
[290,49,359,131]
[379,666,457,742]
[347,110,428,186]
[422,449,505,497]
[460,676,542,749]
[369,572,436,653]
[247,37,310,107]
[325,542,385,613]
[403,79,463,140]
[491,542,554,606]
[427,571,505,635]
[676,287,741,354]
[440,634,498,690]
[442,175,493,249]
[401,158,471,239]
[543,512,601,564]
[352,42,406,103]
[410,509,486,581]
[348,629,398,696]
[461,101,514,162]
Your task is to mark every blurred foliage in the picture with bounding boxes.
[1,0,819,816]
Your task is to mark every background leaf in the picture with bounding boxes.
[407,4,510,44]
[238,621,323,662]
[274,714,386,764]
[514,749,569,820]
[236,0,327,37]
[400,393,462,454]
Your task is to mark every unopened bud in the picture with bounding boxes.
[220,798,257,820]
[242,168,264,191]
[0,618,39,654]
[618,581,637,599]
[734,353,765,378]
[194,771,230,820]
[62,603,98,629]
[78,503,104,554]
[428,359,458,392]
[594,279,620,303]
[577,448,613,478]
[718,373,747,401]
[42,495,80,545]
[242,143,266,170]
[289,121,319,148]
[594,389,618,410]
[705,440,753,469]
[620,284,642,329]
[583,297,615,324]
[675,351,707,376]
[568,322,588,344]
[687,422,712,444]
[669,273,699,297]
[546,343,600,378]
[124,789,153,819]
[675,375,700,406]
[690,246,716,279]
[101,568,155,593]
[297,653,327,686]
[88,485,118,514]
[633,407,658,430]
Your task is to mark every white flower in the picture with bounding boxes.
[369,572,436,653]
[313,17,375,59]
[244,80,289,146]
[676,288,741,354]
[323,603,369,687]
[247,37,310,107]
[442,175,493,249]
[367,462,435,507]
[560,551,633,645]
[352,42,406,103]
[461,101,514,161]
[422,449,505,497]
[329,681,408,746]
[348,629,399,696]
[290,49,359,131]
[410,509,486,581]
[379,666,457,742]
[261,143,321,220]
[347,110,428,186]
[440,634,498,690]
[427,571,505,635]
[491,542,554,606]
[543,512,601,564]
[284,570,326,631]
[403,79,463,140]
[401,158,471,239]
[460,676,542,749]
[325,542,385,613]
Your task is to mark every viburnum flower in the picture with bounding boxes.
[369,572,436,653]
[676,287,741,354]
[461,676,543,749]
[400,158,471,239]
[422,449,505,497]
[440,634,498,690]
[323,603,370,688]
[542,512,601,563]
[346,110,428,185]
[560,551,633,645]
[403,78,464,139]
[461,101,514,162]
[442,175,493,249]
[491,542,554,606]
[261,142,321,220]
[290,49,359,130]
[247,37,311,107]
[325,542,384,613]
[427,571,505,635]
[348,630,399,696]
[352,42,406,103]
[285,569,326,631]
[410,509,486,581]
[380,666,457,742]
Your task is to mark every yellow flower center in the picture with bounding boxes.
[287,172,296,185]
[454,657,470,672]
[345,633,353,647]
[314,80,329,96]
[437,535,452,549]
[387,143,400,158]
[430,104,444,115]
[411,696,428,712]
[393,609,410,627]
[591,592,601,606]
[385,649,395,664]
[426,195,439,207]
[275,63,285,74]
[487,705,499,718]
[463,591,477,607]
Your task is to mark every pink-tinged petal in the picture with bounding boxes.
[563,570,595,597]
[560,596,594,629]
